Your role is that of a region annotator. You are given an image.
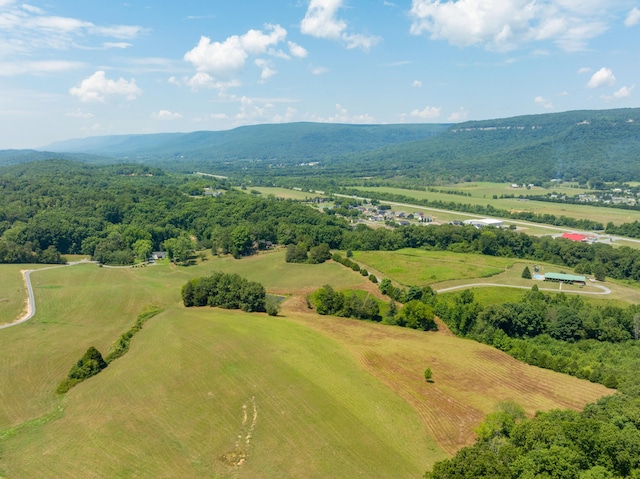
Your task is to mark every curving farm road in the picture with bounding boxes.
[0,261,96,330]
[435,282,611,295]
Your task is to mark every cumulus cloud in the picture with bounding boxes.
[184,24,287,79]
[288,41,308,58]
[587,67,616,88]
[601,84,636,101]
[534,95,554,109]
[412,80,423,87]
[300,0,379,51]
[69,71,141,102]
[409,0,617,52]
[255,59,277,81]
[152,110,183,120]
[625,7,640,27]
[410,105,441,119]
[613,85,635,98]
[313,103,375,124]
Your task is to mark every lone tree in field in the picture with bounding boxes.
[424,368,433,382]
[522,266,532,279]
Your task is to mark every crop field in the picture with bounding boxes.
[0,252,615,478]
[352,249,515,286]
[358,185,640,226]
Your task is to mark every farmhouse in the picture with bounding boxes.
[544,272,587,285]
[463,218,504,228]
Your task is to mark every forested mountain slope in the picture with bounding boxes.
[5,108,637,183]
[342,108,640,183]
[43,123,448,164]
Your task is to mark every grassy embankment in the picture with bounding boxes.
[0,250,613,478]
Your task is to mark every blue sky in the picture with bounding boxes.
[0,0,638,149]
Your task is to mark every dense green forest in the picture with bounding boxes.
[0,160,352,265]
[423,286,640,478]
[2,108,638,187]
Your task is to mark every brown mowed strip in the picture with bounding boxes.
[282,297,614,455]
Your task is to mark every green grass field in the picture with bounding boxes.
[0,251,614,478]
[0,265,52,324]
[352,249,515,286]
[236,186,327,201]
[358,185,640,226]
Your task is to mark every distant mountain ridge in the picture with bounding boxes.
[42,122,449,162]
[2,108,639,182]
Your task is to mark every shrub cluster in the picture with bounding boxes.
[313,285,380,321]
[182,272,266,312]
[56,346,107,394]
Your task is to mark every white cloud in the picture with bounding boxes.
[69,71,141,102]
[184,24,287,77]
[310,65,329,75]
[255,59,277,81]
[587,67,616,88]
[273,107,298,123]
[102,42,132,49]
[601,84,636,101]
[0,60,83,76]
[534,95,554,109]
[288,41,308,58]
[66,108,93,119]
[409,0,616,52]
[448,108,469,121]
[412,80,423,87]
[577,67,592,75]
[300,0,380,51]
[152,110,183,120]
[313,103,375,124]
[613,85,635,98]
[0,2,145,59]
[410,105,441,119]
[625,7,640,27]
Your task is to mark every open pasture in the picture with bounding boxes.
[352,249,515,286]
[0,265,50,325]
[359,185,640,226]
[0,251,615,477]
[0,308,443,479]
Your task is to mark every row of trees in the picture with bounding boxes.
[182,272,266,313]
[313,285,380,321]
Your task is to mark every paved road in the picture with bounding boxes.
[333,192,640,245]
[0,261,97,330]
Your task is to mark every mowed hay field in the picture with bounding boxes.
[0,252,612,478]
[352,249,515,286]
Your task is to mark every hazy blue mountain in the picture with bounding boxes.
[42,122,449,161]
